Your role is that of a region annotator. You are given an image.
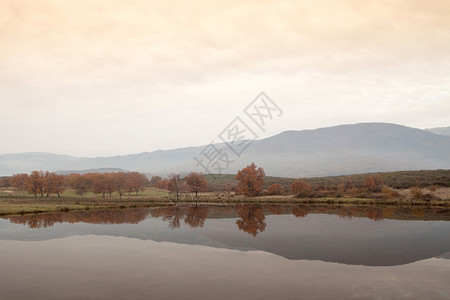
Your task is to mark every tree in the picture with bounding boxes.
[338,177,353,193]
[92,174,108,197]
[74,174,92,197]
[43,172,65,197]
[185,172,208,198]
[126,172,148,195]
[10,174,28,190]
[168,173,182,202]
[155,178,170,189]
[235,163,265,197]
[267,183,283,195]
[291,180,312,197]
[113,172,127,198]
[104,173,117,198]
[149,176,162,187]
[27,171,44,197]
[0,177,11,188]
[364,175,384,192]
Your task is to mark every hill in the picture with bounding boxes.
[1,123,449,177]
[426,126,450,136]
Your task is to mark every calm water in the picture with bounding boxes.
[0,204,449,299]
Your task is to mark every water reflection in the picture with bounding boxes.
[235,204,266,236]
[4,204,450,230]
[150,206,209,229]
[6,208,149,229]
[2,204,449,266]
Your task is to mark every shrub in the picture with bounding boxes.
[291,181,312,198]
[409,187,423,200]
[267,184,283,195]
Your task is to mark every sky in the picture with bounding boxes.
[1,0,449,157]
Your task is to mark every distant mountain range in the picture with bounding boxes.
[426,126,450,136]
[1,123,449,177]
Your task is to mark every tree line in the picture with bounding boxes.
[6,171,149,198]
[153,172,209,201]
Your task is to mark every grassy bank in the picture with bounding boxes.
[1,187,448,216]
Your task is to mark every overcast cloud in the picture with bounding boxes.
[1,0,449,156]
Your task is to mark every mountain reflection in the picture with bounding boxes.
[3,205,449,231]
[2,205,449,266]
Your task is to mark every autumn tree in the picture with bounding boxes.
[126,172,148,195]
[149,176,162,187]
[185,172,208,198]
[10,173,29,190]
[0,177,10,188]
[364,175,384,192]
[27,171,44,197]
[338,177,353,193]
[168,173,183,202]
[155,178,170,190]
[113,172,127,198]
[92,173,109,197]
[291,180,312,198]
[235,163,265,197]
[73,174,92,197]
[43,172,65,197]
[267,183,283,195]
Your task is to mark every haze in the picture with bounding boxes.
[1,0,449,157]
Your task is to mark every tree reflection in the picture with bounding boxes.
[338,207,356,220]
[268,205,283,215]
[6,208,150,228]
[235,205,266,237]
[365,208,384,221]
[4,205,444,232]
[184,206,209,228]
[151,206,186,229]
[292,206,308,218]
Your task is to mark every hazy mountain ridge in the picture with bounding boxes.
[1,123,449,177]
[426,126,450,136]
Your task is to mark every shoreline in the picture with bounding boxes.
[0,195,448,216]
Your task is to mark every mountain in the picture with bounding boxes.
[1,123,449,177]
[426,126,450,136]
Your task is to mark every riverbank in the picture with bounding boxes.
[0,193,448,216]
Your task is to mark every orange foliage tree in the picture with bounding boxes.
[113,172,127,198]
[235,163,265,197]
[10,173,29,190]
[168,173,183,201]
[126,172,148,195]
[267,183,283,195]
[364,175,384,192]
[27,171,44,197]
[43,171,65,197]
[291,180,312,197]
[185,172,208,197]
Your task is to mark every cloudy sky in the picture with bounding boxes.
[1,0,449,157]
